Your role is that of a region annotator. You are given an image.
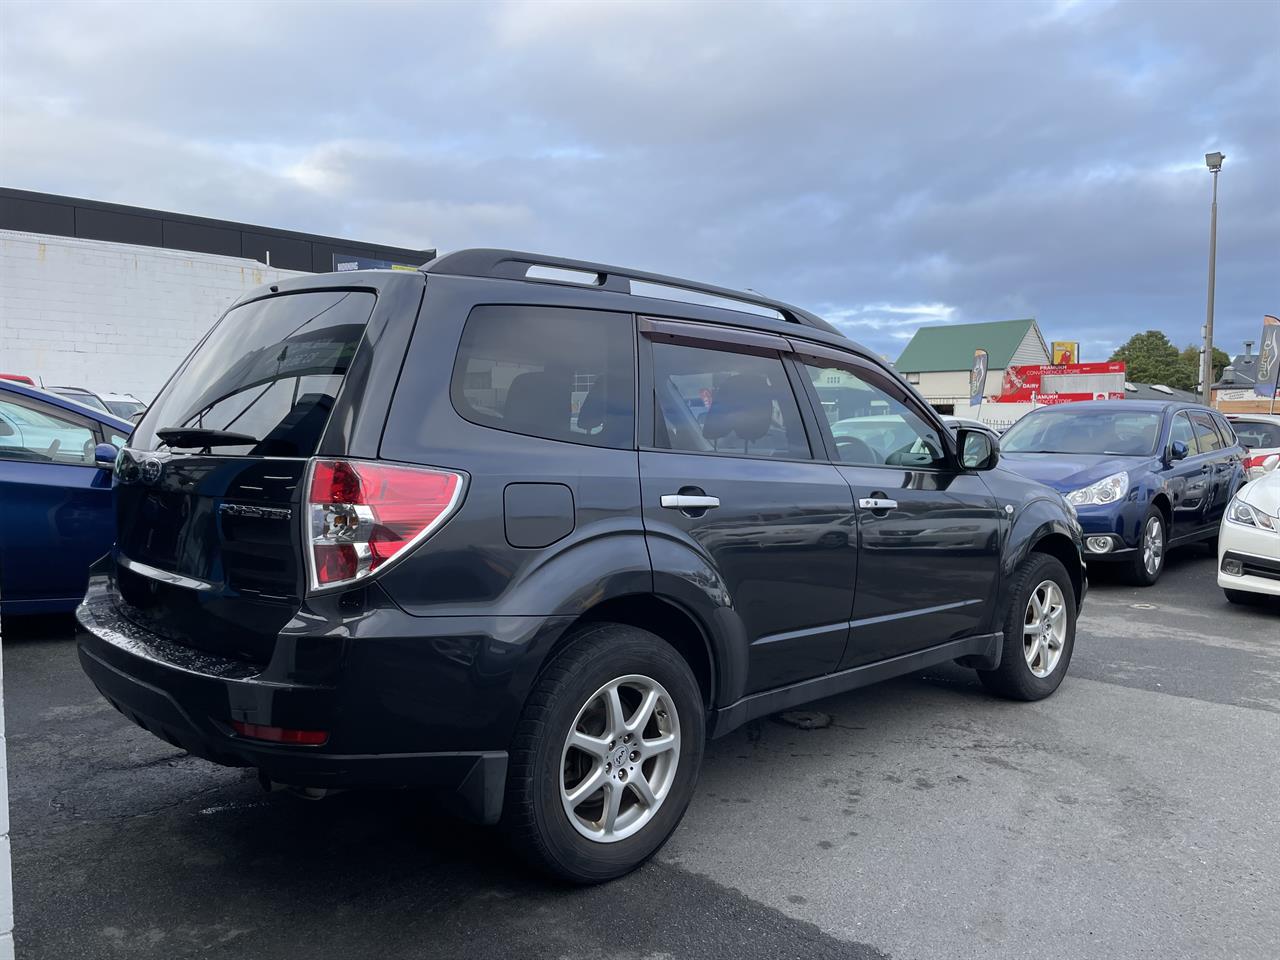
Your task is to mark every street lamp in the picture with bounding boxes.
[1202,151,1225,405]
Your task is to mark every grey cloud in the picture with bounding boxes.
[1,0,1275,361]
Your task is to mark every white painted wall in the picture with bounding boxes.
[915,369,1006,403]
[0,230,304,402]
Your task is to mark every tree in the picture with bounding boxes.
[1179,344,1231,390]
[1110,331,1184,387]
[1108,331,1231,391]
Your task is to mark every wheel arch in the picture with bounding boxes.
[1004,497,1086,610]
[1028,531,1084,608]
[569,594,717,710]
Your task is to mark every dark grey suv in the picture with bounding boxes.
[77,249,1086,882]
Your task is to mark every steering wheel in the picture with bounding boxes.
[835,436,882,464]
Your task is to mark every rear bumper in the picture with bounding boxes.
[74,579,569,823]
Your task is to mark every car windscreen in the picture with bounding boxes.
[1000,408,1161,456]
[105,399,145,419]
[132,289,375,456]
[1230,419,1280,449]
[56,390,109,412]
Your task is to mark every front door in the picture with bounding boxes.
[0,391,115,611]
[795,352,1003,668]
[638,326,857,695]
[1164,410,1209,538]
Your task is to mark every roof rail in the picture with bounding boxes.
[420,248,838,334]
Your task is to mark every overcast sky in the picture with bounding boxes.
[2,0,1276,363]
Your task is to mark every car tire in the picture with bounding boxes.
[502,622,705,884]
[977,552,1077,701]
[1124,507,1166,586]
[1224,588,1261,606]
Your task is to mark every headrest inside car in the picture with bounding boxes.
[702,373,774,445]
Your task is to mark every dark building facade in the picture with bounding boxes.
[0,187,434,274]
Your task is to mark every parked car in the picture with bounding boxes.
[76,250,1085,883]
[48,385,111,414]
[1225,413,1280,481]
[998,400,1245,585]
[0,379,132,615]
[1218,454,1280,604]
[100,392,148,422]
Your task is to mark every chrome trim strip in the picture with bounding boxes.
[117,556,215,592]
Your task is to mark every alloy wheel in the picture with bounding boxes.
[1142,516,1164,577]
[559,674,680,843]
[1023,580,1067,679]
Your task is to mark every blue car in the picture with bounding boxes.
[998,400,1245,585]
[0,379,132,615]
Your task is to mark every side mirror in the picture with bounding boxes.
[94,443,118,469]
[1264,454,1280,474]
[1169,440,1189,462]
[958,428,999,471]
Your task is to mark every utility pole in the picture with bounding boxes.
[1202,151,1224,406]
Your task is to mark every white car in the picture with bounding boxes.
[1218,453,1280,604]
[1226,414,1280,481]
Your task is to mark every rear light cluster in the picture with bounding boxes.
[1245,454,1275,471]
[231,721,329,746]
[306,459,465,592]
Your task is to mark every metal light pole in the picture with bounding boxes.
[1202,151,1225,406]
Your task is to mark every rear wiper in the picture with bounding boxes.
[156,427,259,450]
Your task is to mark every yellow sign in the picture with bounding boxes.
[1052,341,1079,364]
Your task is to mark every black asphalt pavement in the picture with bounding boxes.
[7,546,1279,959]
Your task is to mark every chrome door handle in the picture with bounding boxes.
[661,494,720,510]
[858,497,898,510]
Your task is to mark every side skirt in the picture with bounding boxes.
[708,632,1003,739]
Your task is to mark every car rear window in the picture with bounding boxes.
[133,290,375,456]
[1230,419,1280,449]
[450,305,635,448]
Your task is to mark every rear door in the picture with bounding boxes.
[0,390,114,609]
[113,287,379,663]
[793,348,1002,668]
[1188,410,1234,530]
[638,321,856,694]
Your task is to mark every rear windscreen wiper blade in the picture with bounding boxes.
[156,427,259,449]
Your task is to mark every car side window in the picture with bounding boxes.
[451,305,635,449]
[650,341,810,459]
[1211,413,1236,447]
[802,360,946,468]
[1170,412,1198,454]
[1189,411,1224,453]
[0,397,99,465]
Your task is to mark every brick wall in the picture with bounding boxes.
[0,229,305,401]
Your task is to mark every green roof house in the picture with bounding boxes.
[895,318,1049,413]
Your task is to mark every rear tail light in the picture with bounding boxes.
[232,721,329,746]
[1245,454,1270,471]
[306,458,465,592]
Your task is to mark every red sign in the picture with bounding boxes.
[996,362,1126,405]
